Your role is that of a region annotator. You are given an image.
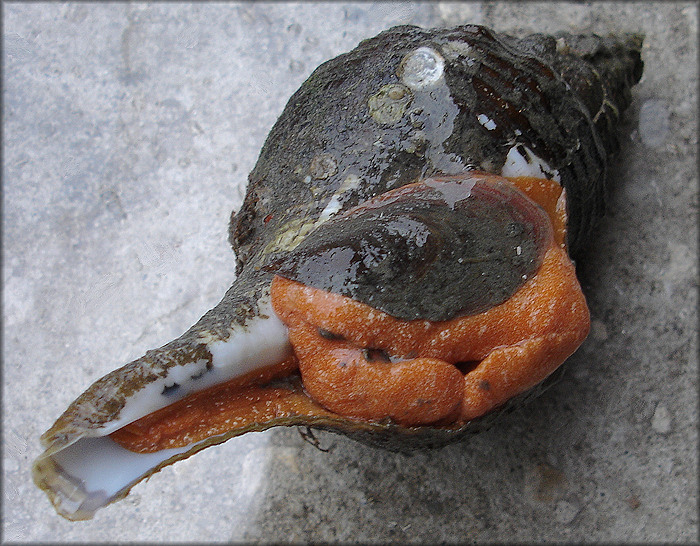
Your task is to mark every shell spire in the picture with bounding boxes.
[545,31,645,247]
[552,32,644,131]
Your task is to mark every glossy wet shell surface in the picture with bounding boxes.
[268,173,554,321]
[41,24,644,455]
[231,24,643,275]
[226,23,642,449]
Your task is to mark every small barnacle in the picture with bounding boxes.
[368,83,413,125]
[441,41,475,63]
[398,46,445,89]
[555,36,570,55]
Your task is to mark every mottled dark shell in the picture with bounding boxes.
[32,26,646,524]
[231,25,643,272]
[40,25,645,461]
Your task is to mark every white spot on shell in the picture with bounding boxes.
[399,46,445,89]
[477,113,497,130]
[319,196,342,220]
[555,37,570,55]
[319,174,363,220]
[440,41,474,63]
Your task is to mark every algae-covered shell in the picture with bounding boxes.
[231,24,643,270]
[33,24,643,520]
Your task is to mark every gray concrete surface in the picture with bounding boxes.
[3,2,697,543]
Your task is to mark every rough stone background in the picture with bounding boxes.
[3,2,697,543]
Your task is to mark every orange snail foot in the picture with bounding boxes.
[460,330,586,421]
[270,242,589,426]
[286,321,463,426]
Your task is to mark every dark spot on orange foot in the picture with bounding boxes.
[279,318,465,425]
[270,240,590,425]
[478,380,491,391]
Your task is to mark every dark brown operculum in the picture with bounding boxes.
[267,173,553,322]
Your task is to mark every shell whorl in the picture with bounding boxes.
[230,25,643,268]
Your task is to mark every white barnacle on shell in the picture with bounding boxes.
[399,46,445,89]
[440,41,475,65]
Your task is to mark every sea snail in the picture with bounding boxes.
[32,24,644,520]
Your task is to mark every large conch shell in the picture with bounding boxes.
[32,24,643,520]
